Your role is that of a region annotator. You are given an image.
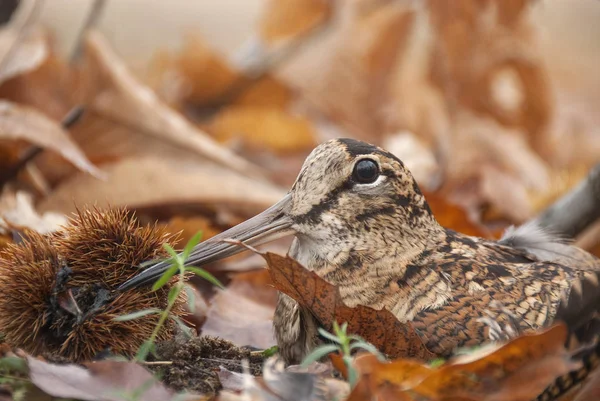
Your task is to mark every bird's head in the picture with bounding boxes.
[119,138,440,290]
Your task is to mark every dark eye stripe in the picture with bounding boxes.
[292,177,354,225]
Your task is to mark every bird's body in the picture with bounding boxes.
[119,138,600,399]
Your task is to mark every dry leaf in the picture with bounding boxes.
[347,324,579,401]
[422,191,489,238]
[233,76,293,109]
[202,270,277,349]
[26,356,178,401]
[163,215,221,244]
[256,250,434,360]
[83,30,264,179]
[258,0,332,44]
[0,100,102,178]
[0,25,48,84]
[413,324,578,401]
[383,132,440,191]
[0,190,66,234]
[210,106,317,153]
[38,154,286,216]
[280,0,416,140]
[148,35,241,106]
[427,0,551,152]
[573,367,600,401]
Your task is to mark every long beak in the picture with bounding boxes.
[118,194,294,291]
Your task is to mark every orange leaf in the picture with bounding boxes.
[259,0,332,44]
[259,251,434,360]
[210,106,317,154]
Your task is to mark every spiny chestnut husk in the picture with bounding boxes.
[0,208,186,362]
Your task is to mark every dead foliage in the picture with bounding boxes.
[0,0,598,400]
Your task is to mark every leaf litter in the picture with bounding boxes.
[0,0,598,400]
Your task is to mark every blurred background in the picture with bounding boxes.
[0,0,599,347]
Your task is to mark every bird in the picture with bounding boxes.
[119,138,600,398]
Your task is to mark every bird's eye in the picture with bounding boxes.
[352,159,379,184]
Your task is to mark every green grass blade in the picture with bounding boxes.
[186,267,224,289]
[151,264,179,291]
[301,344,339,367]
[182,231,203,260]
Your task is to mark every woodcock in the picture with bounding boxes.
[120,138,600,398]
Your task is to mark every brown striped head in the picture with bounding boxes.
[119,138,441,290]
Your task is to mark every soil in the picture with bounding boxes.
[150,335,265,395]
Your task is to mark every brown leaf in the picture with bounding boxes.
[233,76,293,109]
[0,100,102,178]
[202,270,277,349]
[412,324,578,401]
[147,35,241,107]
[26,356,177,401]
[258,0,332,44]
[37,154,286,216]
[0,25,48,84]
[279,1,416,140]
[82,30,264,179]
[209,106,317,154]
[573,367,600,401]
[423,191,489,238]
[347,324,579,401]
[0,190,66,234]
[257,250,433,360]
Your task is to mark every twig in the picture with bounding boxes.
[531,163,600,239]
[0,0,44,78]
[70,0,107,64]
[0,106,85,187]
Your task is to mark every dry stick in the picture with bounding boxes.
[531,163,600,239]
[0,106,85,187]
[69,0,107,64]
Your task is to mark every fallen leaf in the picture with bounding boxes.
[279,1,416,140]
[413,324,579,401]
[147,35,241,107]
[219,357,348,401]
[258,0,332,44]
[38,154,286,216]
[347,324,579,401]
[163,215,221,243]
[254,250,433,360]
[383,131,441,191]
[423,190,490,238]
[83,30,264,179]
[210,106,317,154]
[0,25,48,84]
[202,270,277,349]
[0,190,66,234]
[232,76,293,109]
[573,367,600,401]
[26,356,178,401]
[0,100,102,178]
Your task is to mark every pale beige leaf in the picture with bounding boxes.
[38,154,286,216]
[83,30,265,180]
[201,271,277,349]
[0,25,48,84]
[27,356,176,401]
[0,100,103,178]
[0,190,66,234]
